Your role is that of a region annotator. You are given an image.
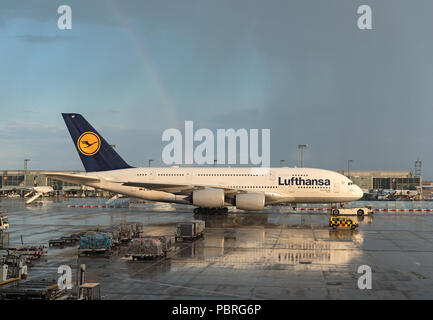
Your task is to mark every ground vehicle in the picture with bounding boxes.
[0,215,9,231]
[329,216,359,230]
[330,207,373,216]
[0,254,28,283]
[175,220,205,241]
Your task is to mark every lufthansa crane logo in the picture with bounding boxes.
[77,131,101,156]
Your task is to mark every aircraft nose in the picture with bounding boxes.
[354,186,364,199]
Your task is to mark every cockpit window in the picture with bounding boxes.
[348,182,353,185]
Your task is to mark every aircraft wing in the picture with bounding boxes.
[44,172,100,185]
[121,181,292,204]
[121,181,238,195]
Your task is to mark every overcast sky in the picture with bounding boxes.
[1,0,433,178]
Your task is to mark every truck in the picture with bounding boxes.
[175,220,205,242]
[330,206,373,217]
[0,215,9,231]
[78,232,112,256]
[128,236,172,260]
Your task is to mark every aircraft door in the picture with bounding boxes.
[288,182,295,193]
[149,170,155,180]
[333,180,340,193]
[268,170,276,182]
[185,169,192,181]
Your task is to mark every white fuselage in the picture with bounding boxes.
[66,167,363,206]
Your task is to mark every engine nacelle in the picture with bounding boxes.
[192,188,225,208]
[235,193,265,211]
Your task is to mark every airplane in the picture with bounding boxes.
[45,113,363,213]
[0,185,54,204]
[24,186,55,205]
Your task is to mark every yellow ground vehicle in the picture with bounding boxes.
[329,216,358,230]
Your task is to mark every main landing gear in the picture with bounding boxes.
[331,203,346,216]
[193,207,229,215]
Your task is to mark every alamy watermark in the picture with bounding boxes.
[57,5,72,30]
[162,121,270,168]
[357,265,372,290]
[55,4,371,31]
[357,5,372,30]
[58,264,73,290]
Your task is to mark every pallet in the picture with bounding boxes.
[49,237,79,247]
[0,279,67,300]
[175,233,204,242]
[130,254,164,261]
[78,249,111,257]
[49,240,66,247]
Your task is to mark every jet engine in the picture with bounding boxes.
[191,188,225,208]
[235,193,265,211]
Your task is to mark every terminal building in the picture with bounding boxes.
[337,170,424,200]
[337,170,422,191]
[0,170,102,196]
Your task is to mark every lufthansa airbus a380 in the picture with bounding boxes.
[46,114,363,213]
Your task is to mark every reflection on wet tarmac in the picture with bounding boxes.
[1,198,433,299]
[174,225,363,267]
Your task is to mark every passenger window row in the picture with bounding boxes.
[198,173,265,177]
[230,186,277,189]
[298,186,329,189]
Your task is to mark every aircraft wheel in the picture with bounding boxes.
[357,209,364,216]
[332,209,339,216]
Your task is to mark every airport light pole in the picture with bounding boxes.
[298,145,308,168]
[24,159,30,172]
[348,160,354,177]
[148,159,154,168]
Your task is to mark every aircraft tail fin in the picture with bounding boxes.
[62,113,133,172]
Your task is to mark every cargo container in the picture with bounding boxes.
[116,223,143,242]
[152,236,172,255]
[175,220,205,242]
[99,228,121,246]
[133,223,144,238]
[78,232,111,256]
[128,237,169,260]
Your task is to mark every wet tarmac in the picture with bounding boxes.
[1,198,433,299]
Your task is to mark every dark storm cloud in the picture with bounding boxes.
[2,0,433,177]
